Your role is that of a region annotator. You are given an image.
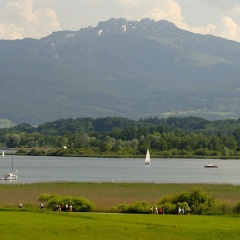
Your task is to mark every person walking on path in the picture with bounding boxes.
[40,203,44,209]
[150,206,153,214]
[178,207,182,215]
[155,206,158,214]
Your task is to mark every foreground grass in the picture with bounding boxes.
[0,210,240,240]
[1,183,240,239]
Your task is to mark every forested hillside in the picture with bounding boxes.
[1,116,240,158]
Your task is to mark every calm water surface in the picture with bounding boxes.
[0,155,240,184]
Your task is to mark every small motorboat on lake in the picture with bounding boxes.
[204,163,218,168]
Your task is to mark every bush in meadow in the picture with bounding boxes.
[156,187,217,215]
[233,202,240,213]
[208,202,232,215]
[38,194,95,212]
[115,202,150,214]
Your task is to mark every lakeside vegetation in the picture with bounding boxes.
[1,116,240,158]
[1,182,240,212]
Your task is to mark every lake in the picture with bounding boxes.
[0,155,240,184]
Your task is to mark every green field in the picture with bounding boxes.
[1,182,240,239]
[0,210,240,239]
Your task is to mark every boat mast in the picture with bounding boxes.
[12,154,14,173]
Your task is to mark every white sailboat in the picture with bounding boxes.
[2,150,4,158]
[4,154,18,180]
[145,149,151,165]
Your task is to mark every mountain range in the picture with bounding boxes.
[1,18,240,125]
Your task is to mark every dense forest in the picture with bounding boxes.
[1,116,240,158]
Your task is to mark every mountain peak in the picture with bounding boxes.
[1,18,240,124]
[94,18,178,35]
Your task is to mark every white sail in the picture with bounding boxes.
[145,149,151,165]
[2,150,4,157]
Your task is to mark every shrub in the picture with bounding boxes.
[189,187,216,214]
[158,194,175,204]
[16,148,28,154]
[156,187,216,215]
[38,193,59,202]
[38,194,95,212]
[174,191,191,204]
[233,202,240,213]
[209,202,232,215]
[114,203,128,213]
[28,148,46,156]
[161,202,177,214]
[71,196,95,212]
[115,202,150,214]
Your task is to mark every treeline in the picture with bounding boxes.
[1,116,240,158]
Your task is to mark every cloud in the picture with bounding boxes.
[201,0,240,16]
[187,24,216,36]
[0,0,60,40]
[147,0,183,24]
[202,0,240,9]
[144,0,240,41]
[146,1,211,36]
[117,0,140,6]
[217,16,239,40]
[182,16,240,42]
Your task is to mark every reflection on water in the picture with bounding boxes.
[0,155,240,184]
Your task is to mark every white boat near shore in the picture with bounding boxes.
[4,154,18,180]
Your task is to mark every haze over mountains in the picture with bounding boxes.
[1,18,240,125]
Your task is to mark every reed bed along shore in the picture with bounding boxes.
[1,182,240,211]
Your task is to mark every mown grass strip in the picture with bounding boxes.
[0,211,240,239]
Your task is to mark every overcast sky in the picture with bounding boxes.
[1,0,240,42]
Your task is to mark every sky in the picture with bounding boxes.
[0,0,240,42]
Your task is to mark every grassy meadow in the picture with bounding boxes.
[1,210,240,239]
[1,182,240,239]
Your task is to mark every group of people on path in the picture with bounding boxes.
[151,206,165,214]
[178,207,190,215]
[56,203,73,212]
[151,206,190,215]
[18,202,74,212]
